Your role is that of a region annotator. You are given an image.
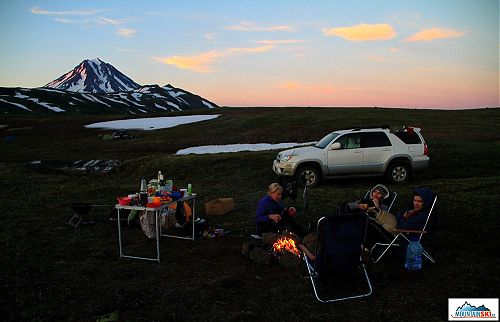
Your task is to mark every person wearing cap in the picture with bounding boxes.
[255,182,306,237]
[349,184,390,213]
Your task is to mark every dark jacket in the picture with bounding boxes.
[396,188,436,230]
[255,195,284,223]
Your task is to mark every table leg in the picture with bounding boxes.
[191,198,196,241]
[117,208,123,258]
[155,209,160,262]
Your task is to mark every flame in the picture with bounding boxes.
[273,236,300,257]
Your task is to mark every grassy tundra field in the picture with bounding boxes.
[1,106,499,321]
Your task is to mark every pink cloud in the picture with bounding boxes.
[404,28,465,42]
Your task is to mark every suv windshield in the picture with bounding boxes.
[315,132,339,149]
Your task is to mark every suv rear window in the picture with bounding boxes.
[362,132,391,148]
[395,131,422,144]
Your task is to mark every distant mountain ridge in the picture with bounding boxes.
[0,58,218,114]
[45,58,140,93]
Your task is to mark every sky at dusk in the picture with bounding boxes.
[0,0,498,109]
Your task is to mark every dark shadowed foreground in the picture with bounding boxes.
[1,107,499,321]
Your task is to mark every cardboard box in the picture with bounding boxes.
[205,198,234,215]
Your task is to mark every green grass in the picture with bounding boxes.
[0,107,499,321]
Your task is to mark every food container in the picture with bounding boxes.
[117,196,131,205]
[146,202,161,208]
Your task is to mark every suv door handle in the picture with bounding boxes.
[354,150,362,153]
[383,148,391,151]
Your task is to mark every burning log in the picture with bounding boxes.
[298,244,315,261]
[273,236,301,257]
[272,235,316,262]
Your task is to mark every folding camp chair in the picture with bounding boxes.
[370,192,437,264]
[68,202,95,227]
[303,212,372,303]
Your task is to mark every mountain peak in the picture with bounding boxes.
[44,58,140,93]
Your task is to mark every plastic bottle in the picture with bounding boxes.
[187,183,192,196]
[139,177,148,206]
[165,179,173,192]
[158,174,165,194]
[405,241,423,271]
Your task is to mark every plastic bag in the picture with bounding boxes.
[139,211,156,239]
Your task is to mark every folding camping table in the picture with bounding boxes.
[115,195,196,262]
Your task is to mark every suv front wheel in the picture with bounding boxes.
[296,165,321,187]
[386,161,411,183]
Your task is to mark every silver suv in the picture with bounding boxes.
[273,126,429,187]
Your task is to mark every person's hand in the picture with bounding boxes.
[403,210,417,219]
[357,203,368,210]
[289,207,297,217]
[269,214,281,222]
[372,198,380,208]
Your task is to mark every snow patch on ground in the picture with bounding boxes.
[84,114,220,131]
[176,142,316,155]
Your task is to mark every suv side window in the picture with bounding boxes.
[361,132,391,148]
[336,134,361,149]
[395,131,422,144]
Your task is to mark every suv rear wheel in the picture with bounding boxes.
[386,161,410,183]
[296,165,321,187]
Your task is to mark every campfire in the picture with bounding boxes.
[273,236,301,257]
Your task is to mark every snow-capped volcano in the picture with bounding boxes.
[44,58,140,93]
[0,58,219,114]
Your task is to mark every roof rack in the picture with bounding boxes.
[350,125,390,131]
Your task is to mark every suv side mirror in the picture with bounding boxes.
[329,142,341,150]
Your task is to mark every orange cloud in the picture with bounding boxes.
[323,23,396,41]
[153,51,221,72]
[404,28,465,42]
[153,45,274,72]
[224,21,293,32]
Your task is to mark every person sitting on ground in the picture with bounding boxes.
[255,182,307,237]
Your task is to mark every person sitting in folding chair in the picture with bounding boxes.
[255,182,307,237]
[366,187,437,263]
[349,184,392,213]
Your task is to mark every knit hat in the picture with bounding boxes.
[370,184,389,200]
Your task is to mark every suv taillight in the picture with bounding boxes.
[424,143,428,156]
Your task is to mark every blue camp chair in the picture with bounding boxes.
[303,212,372,302]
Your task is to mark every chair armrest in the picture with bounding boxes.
[391,228,427,234]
